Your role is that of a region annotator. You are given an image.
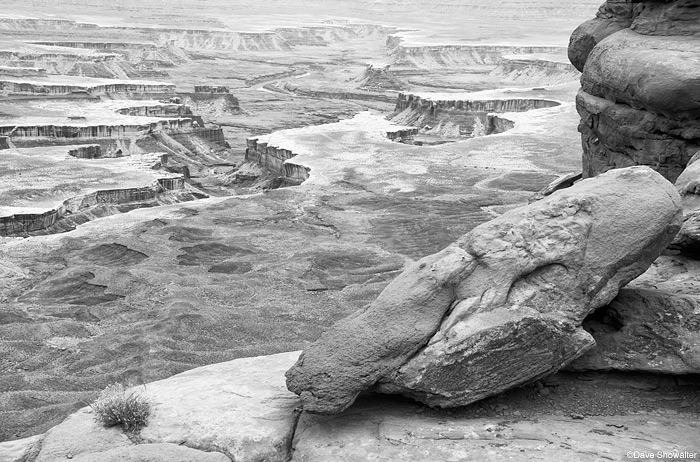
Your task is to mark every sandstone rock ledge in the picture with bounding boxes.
[2,352,302,462]
[293,396,699,462]
[4,352,698,462]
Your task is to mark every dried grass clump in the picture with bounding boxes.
[89,382,151,431]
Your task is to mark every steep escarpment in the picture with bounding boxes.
[391,93,560,138]
[569,0,700,182]
[0,176,190,236]
[282,83,396,103]
[156,24,394,51]
[387,36,566,68]
[0,78,175,96]
[245,137,310,187]
[114,103,193,118]
[0,118,194,139]
[489,58,580,85]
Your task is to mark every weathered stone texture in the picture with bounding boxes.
[569,0,700,182]
[286,166,682,411]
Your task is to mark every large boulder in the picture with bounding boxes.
[286,166,682,412]
[571,0,700,182]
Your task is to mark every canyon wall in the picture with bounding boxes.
[115,104,193,118]
[154,24,393,51]
[489,58,580,85]
[282,83,396,103]
[569,0,700,182]
[0,177,185,236]
[387,37,566,67]
[391,93,559,137]
[0,80,175,96]
[0,118,193,139]
[245,138,309,186]
[193,127,228,147]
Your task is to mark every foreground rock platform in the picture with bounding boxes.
[6,352,302,462]
[5,352,698,462]
[287,166,682,413]
[6,352,700,462]
[292,395,700,462]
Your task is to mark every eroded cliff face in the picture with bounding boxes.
[391,93,560,138]
[0,176,188,237]
[245,137,310,187]
[387,37,566,68]
[569,0,700,182]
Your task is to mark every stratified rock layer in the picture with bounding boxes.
[286,166,682,412]
[569,0,700,182]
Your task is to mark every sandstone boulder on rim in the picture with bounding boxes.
[286,166,682,413]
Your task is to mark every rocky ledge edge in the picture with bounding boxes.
[2,351,698,462]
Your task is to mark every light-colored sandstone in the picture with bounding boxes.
[24,352,302,462]
[288,166,682,411]
[292,397,700,462]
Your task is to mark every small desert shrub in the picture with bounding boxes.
[89,382,151,431]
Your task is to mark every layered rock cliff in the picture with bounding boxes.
[569,0,700,182]
[0,176,187,236]
[391,93,560,138]
[0,79,175,96]
[0,118,194,139]
[245,137,310,187]
[386,36,567,68]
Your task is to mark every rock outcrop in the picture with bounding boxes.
[0,79,175,96]
[245,137,310,187]
[0,177,188,236]
[11,351,698,462]
[0,118,194,139]
[286,166,682,413]
[391,93,559,138]
[387,37,566,68]
[670,152,700,255]
[569,286,700,374]
[569,0,700,182]
[14,352,302,462]
[355,64,404,91]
